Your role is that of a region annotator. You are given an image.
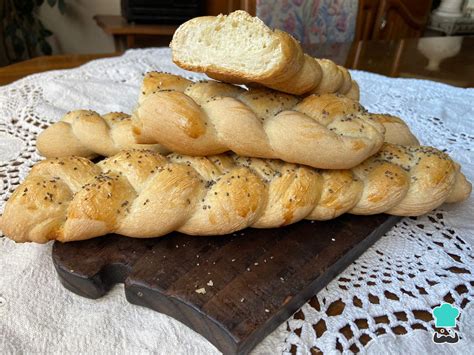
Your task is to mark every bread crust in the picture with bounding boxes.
[36,73,417,162]
[37,110,168,159]
[171,11,358,97]
[1,145,470,243]
[132,73,419,169]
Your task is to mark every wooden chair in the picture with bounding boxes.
[354,0,381,41]
[206,0,256,16]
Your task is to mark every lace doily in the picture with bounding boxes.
[0,48,473,354]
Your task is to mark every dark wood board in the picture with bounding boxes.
[52,214,400,354]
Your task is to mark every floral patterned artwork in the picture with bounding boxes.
[256,0,358,45]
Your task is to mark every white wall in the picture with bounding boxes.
[39,0,121,54]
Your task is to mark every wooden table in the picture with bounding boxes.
[0,53,120,86]
[93,15,178,51]
[0,36,473,88]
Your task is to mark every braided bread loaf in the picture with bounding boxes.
[171,10,359,97]
[36,110,168,158]
[1,144,470,243]
[34,73,415,160]
[133,72,418,169]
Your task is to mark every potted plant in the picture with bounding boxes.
[0,0,66,66]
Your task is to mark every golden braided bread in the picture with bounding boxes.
[133,72,418,169]
[171,10,359,97]
[1,144,470,243]
[36,110,168,159]
[35,73,416,160]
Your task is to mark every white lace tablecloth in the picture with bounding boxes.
[0,48,473,354]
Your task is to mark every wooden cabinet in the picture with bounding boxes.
[371,0,432,39]
[349,1,434,76]
[355,0,432,40]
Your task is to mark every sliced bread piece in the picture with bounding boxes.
[171,10,358,98]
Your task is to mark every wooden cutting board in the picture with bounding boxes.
[52,214,400,354]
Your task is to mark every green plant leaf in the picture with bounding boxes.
[12,36,26,57]
[37,20,54,37]
[16,0,35,14]
[58,0,66,14]
[38,20,47,31]
[27,31,38,46]
[41,28,53,37]
[47,0,57,7]
[5,24,17,36]
[26,13,35,24]
[40,40,52,55]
